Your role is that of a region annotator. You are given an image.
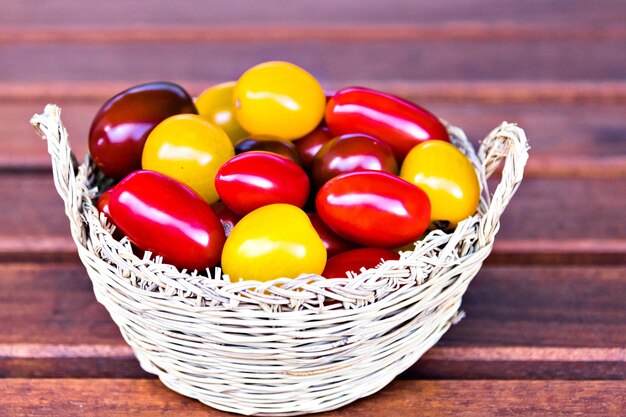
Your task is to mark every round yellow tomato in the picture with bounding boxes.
[195,81,249,145]
[400,140,480,228]
[221,204,326,282]
[234,61,325,140]
[142,114,234,204]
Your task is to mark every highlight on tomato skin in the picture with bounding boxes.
[89,82,197,180]
[108,170,225,270]
[293,126,334,169]
[325,86,450,163]
[195,81,249,145]
[215,151,310,216]
[323,248,400,278]
[315,171,431,248]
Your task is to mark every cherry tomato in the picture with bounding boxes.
[96,187,126,240]
[311,133,398,189]
[109,170,225,270]
[142,114,234,204]
[293,126,333,169]
[400,141,480,228]
[210,201,241,237]
[323,248,400,278]
[89,82,197,180]
[222,204,326,281]
[316,171,431,248]
[234,61,325,140]
[235,137,303,166]
[215,151,310,216]
[325,87,449,163]
[195,81,249,145]
[307,212,356,258]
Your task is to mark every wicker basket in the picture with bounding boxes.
[32,104,528,416]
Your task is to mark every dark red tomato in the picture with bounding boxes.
[316,171,430,248]
[311,133,398,189]
[325,87,449,163]
[89,82,197,180]
[323,248,400,278]
[307,212,356,258]
[235,137,303,166]
[109,170,225,270]
[210,201,241,237]
[215,151,310,216]
[292,126,333,169]
[96,187,125,240]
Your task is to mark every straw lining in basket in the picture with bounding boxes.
[31,104,528,416]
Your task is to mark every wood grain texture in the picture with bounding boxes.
[2,0,626,27]
[1,263,624,378]
[0,379,624,416]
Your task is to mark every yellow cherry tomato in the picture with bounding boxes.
[142,114,234,204]
[400,140,480,228]
[222,204,326,282]
[234,61,326,140]
[195,81,249,145]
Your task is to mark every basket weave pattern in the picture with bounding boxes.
[32,104,528,416]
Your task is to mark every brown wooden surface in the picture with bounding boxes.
[1,0,625,416]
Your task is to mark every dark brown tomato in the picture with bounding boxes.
[210,201,241,237]
[89,82,197,180]
[323,248,400,278]
[235,137,303,166]
[292,126,333,169]
[311,133,398,189]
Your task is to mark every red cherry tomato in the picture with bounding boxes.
[316,171,431,248]
[109,170,225,270]
[89,82,197,180]
[96,188,124,240]
[210,201,241,237]
[325,87,449,163]
[323,248,400,278]
[307,212,356,258]
[293,126,333,169]
[235,137,303,166]
[215,151,310,216]
[311,133,398,189]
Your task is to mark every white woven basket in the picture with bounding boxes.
[32,104,528,416]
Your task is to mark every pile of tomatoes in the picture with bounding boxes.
[89,61,479,282]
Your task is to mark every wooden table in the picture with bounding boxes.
[1,1,625,415]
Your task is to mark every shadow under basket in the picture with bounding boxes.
[31,104,528,416]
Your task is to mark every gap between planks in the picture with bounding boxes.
[3,24,626,44]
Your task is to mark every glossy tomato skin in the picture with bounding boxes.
[316,171,431,248]
[325,87,449,163]
[215,151,310,216]
[109,170,225,270]
[307,212,356,258]
[89,82,197,180]
[311,133,398,189]
[235,137,303,166]
[400,140,480,228]
[96,188,125,240]
[210,201,241,237]
[323,248,400,278]
[234,61,326,140]
[222,204,326,281]
[292,126,333,169]
[195,81,249,145]
[142,114,234,204]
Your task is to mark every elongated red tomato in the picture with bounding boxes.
[89,82,197,179]
[307,212,356,258]
[325,87,449,163]
[323,248,400,278]
[109,170,225,270]
[215,151,310,216]
[316,171,430,248]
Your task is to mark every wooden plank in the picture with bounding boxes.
[0,174,624,262]
[7,100,626,178]
[2,0,626,27]
[1,39,624,84]
[0,379,624,416]
[0,263,624,378]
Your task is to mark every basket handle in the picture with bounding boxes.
[477,122,529,245]
[31,104,88,245]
